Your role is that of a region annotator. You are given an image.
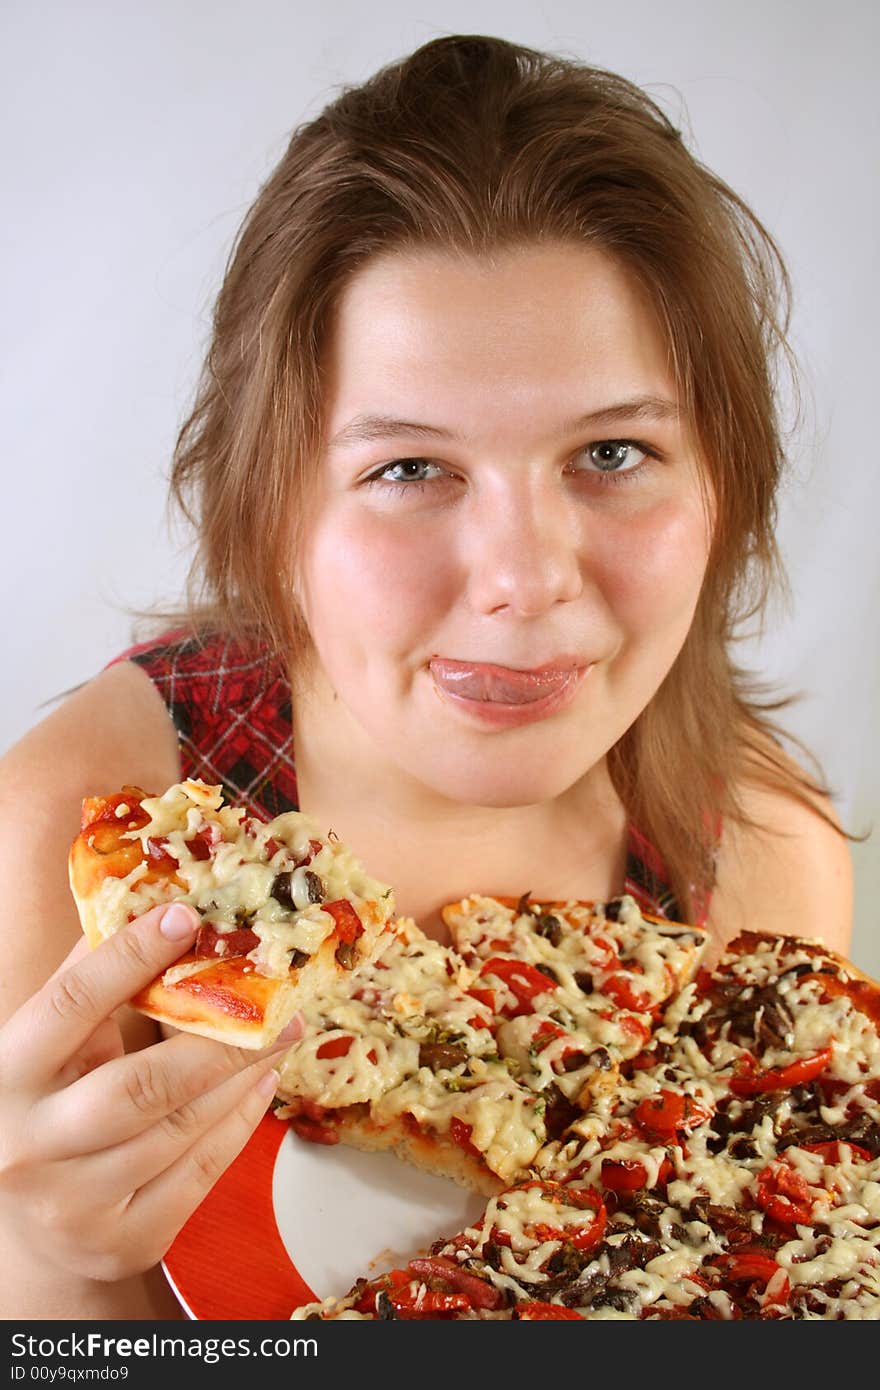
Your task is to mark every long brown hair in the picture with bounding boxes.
[156,33,854,920]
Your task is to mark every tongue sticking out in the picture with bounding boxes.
[429,659,578,706]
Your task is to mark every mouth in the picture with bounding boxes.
[428,658,584,704]
[427,658,593,727]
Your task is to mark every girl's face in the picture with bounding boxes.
[296,242,713,808]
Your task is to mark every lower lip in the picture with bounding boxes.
[428,664,593,729]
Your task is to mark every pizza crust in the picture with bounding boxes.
[275,1099,506,1197]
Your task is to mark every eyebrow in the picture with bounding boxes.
[327,395,680,449]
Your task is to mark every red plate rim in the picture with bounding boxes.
[163,1114,316,1321]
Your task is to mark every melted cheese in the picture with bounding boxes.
[90,779,393,981]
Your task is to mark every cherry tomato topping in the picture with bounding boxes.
[388,1286,471,1316]
[600,1154,674,1192]
[600,972,652,1012]
[800,1139,873,1165]
[527,1183,607,1253]
[633,1090,713,1140]
[479,957,557,1017]
[754,1158,815,1226]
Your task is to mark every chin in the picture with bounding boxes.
[417,751,586,810]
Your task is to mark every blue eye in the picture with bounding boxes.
[585,440,648,473]
[375,458,442,484]
[567,439,657,484]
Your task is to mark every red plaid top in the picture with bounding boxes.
[108,629,711,926]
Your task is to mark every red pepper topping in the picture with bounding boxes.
[353,1269,411,1315]
[615,1012,652,1046]
[730,1047,833,1096]
[585,934,619,970]
[146,836,179,872]
[185,824,220,861]
[324,899,364,944]
[316,1035,354,1060]
[450,1117,482,1159]
[466,985,496,1013]
[708,1250,791,1308]
[515,1301,582,1320]
[288,1114,339,1146]
[194,924,259,959]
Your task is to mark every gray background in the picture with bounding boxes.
[2,0,878,975]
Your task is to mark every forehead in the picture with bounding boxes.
[321,242,676,428]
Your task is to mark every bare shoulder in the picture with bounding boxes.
[0,660,182,1018]
[707,738,854,962]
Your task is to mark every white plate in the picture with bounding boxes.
[163,1114,485,1320]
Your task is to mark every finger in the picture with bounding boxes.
[9,901,200,1087]
[42,1018,301,1156]
[42,940,124,1088]
[46,935,92,982]
[81,1057,283,1202]
[121,1065,280,1254]
[54,1017,127,1091]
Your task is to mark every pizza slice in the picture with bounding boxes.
[272,896,707,1193]
[273,915,547,1193]
[441,892,707,1071]
[68,778,395,1047]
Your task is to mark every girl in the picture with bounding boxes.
[0,34,854,1320]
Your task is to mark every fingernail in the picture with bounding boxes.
[257,1067,280,1098]
[159,903,200,940]
[274,1012,305,1045]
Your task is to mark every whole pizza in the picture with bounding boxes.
[283,911,880,1319]
[69,782,880,1319]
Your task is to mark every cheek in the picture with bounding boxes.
[300,508,453,650]
[600,497,711,627]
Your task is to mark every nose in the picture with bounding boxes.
[464,477,584,618]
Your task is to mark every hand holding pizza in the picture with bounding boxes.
[0,900,303,1282]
